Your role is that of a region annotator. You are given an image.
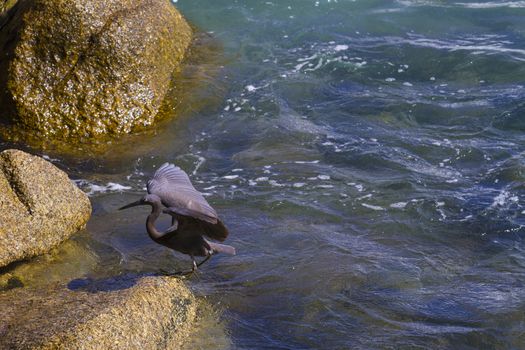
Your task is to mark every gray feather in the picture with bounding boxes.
[206,240,236,255]
[147,163,218,223]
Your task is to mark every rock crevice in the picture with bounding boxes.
[0,149,91,268]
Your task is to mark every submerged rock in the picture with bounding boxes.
[0,276,197,349]
[0,0,192,139]
[0,238,101,291]
[0,149,91,268]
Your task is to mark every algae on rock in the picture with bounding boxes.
[0,0,192,139]
[0,0,17,13]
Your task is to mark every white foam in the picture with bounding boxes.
[80,182,132,196]
[223,175,239,180]
[357,194,373,200]
[297,54,318,62]
[294,61,310,71]
[410,37,525,60]
[269,180,285,187]
[316,185,334,189]
[192,155,206,175]
[42,154,59,162]
[294,160,320,164]
[334,45,349,52]
[390,202,408,209]
[456,1,525,8]
[305,58,324,72]
[362,203,385,211]
[491,190,510,208]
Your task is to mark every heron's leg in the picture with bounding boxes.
[163,254,210,277]
[171,216,178,229]
[163,264,195,277]
[191,255,198,271]
[196,253,212,268]
[172,255,197,276]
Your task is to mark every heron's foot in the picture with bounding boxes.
[161,255,211,277]
[163,259,199,277]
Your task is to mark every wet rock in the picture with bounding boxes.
[0,149,91,268]
[0,0,17,13]
[0,0,192,139]
[0,275,197,349]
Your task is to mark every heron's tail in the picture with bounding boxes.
[208,241,236,255]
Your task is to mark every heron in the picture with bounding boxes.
[119,163,235,275]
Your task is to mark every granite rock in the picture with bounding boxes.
[0,0,192,139]
[0,275,197,349]
[0,149,91,267]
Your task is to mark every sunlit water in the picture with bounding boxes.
[4,0,525,348]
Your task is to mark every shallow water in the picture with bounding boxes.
[4,0,525,348]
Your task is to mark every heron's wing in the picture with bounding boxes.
[164,206,217,225]
[201,218,229,242]
[147,163,218,224]
[165,209,229,242]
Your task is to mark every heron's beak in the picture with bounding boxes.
[119,200,145,210]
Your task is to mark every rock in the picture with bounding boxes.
[0,0,192,139]
[0,275,197,349]
[0,149,91,268]
[0,0,17,13]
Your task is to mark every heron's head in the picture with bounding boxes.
[119,194,161,210]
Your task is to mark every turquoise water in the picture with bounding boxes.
[7,0,525,349]
[171,1,525,348]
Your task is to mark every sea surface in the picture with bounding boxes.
[6,0,525,349]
